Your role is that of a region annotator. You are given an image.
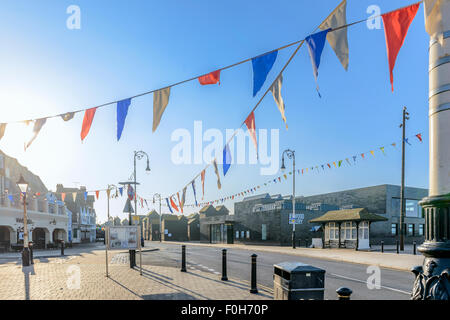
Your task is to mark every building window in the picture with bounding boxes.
[327,222,339,240]
[408,224,415,236]
[359,221,369,240]
[391,223,398,236]
[235,231,239,239]
[418,224,424,236]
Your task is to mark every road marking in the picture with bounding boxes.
[329,273,411,295]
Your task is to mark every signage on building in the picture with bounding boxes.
[289,213,304,225]
[16,218,33,224]
[252,202,283,213]
[106,226,139,250]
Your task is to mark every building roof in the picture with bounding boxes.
[243,193,271,201]
[199,205,214,213]
[309,208,388,223]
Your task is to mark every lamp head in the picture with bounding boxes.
[281,156,286,171]
[145,159,151,174]
[17,175,28,194]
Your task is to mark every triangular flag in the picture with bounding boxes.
[191,181,198,206]
[198,70,221,85]
[416,133,423,142]
[81,107,97,141]
[424,0,445,45]
[152,87,171,132]
[361,153,365,159]
[177,192,183,214]
[305,28,331,97]
[327,163,331,169]
[333,162,337,168]
[380,147,386,154]
[319,0,349,70]
[95,191,99,200]
[201,170,205,199]
[353,155,357,162]
[269,74,288,129]
[252,51,278,97]
[0,123,6,141]
[392,143,397,148]
[283,174,287,180]
[181,187,187,212]
[84,192,87,201]
[346,158,351,165]
[119,187,123,196]
[117,98,132,141]
[405,138,411,145]
[72,192,77,202]
[60,112,75,122]
[166,198,173,214]
[244,111,258,155]
[370,150,375,156]
[213,160,222,190]
[382,3,420,91]
[61,193,66,202]
[223,144,232,176]
[338,160,342,167]
[170,196,179,212]
[25,118,47,150]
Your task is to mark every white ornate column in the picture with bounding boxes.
[413,0,450,301]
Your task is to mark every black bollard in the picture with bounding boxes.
[29,242,34,265]
[381,240,384,253]
[61,241,65,256]
[181,245,187,272]
[413,241,416,255]
[396,240,399,254]
[336,287,353,300]
[221,249,228,281]
[250,254,258,294]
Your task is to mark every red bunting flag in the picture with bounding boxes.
[382,3,420,91]
[244,111,258,156]
[95,191,99,199]
[81,107,97,141]
[416,133,422,142]
[170,196,179,212]
[61,193,66,202]
[361,153,365,159]
[198,70,221,85]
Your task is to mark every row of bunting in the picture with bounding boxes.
[0,1,441,151]
[3,132,423,212]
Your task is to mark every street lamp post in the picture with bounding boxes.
[411,2,450,300]
[399,106,410,251]
[132,151,150,264]
[281,149,296,249]
[153,193,162,242]
[17,175,30,267]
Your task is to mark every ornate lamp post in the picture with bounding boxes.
[134,151,150,246]
[412,2,450,300]
[153,193,162,242]
[281,149,296,249]
[17,175,30,267]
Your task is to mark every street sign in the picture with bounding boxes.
[127,185,134,201]
[289,213,305,225]
[106,226,139,250]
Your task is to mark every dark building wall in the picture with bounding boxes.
[162,219,188,241]
[234,196,327,245]
[299,184,428,244]
[188,219,200,241]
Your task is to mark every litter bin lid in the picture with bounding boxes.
[274,262,325,274]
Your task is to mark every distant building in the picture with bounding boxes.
[0,150,69,251]
[199,205,234,244]
[143,210,160,241]
[55,184,96,243]
[299,184,428,244]
[161,214,188,241]
[233,194,333,245]
[187,213,200,241]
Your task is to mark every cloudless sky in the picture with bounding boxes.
[0,0,430,223]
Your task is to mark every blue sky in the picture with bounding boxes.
[0,0,429,223]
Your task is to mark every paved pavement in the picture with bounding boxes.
[140,241,416,300]
[0,247,271,300]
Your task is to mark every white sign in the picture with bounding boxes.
[289,213,304,225]
[164,229,168,235]
[107,226,139,250]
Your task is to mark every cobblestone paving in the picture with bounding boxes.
[0,249,272,300]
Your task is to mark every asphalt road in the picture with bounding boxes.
[137,242,415,300]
